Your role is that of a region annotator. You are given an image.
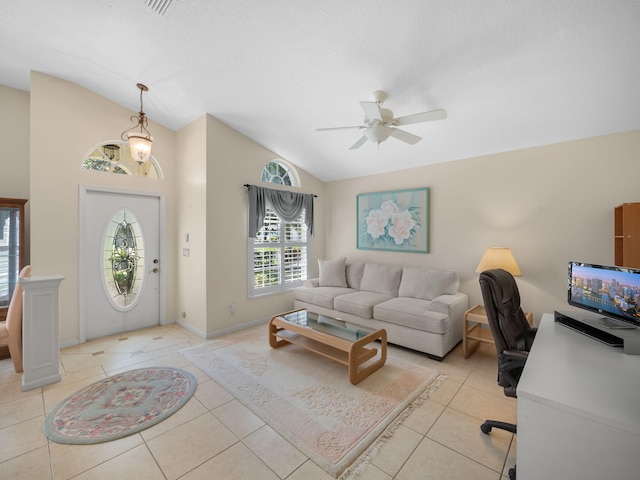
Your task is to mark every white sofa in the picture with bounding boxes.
[293,258,469,360]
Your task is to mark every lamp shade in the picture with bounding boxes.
[476,247,522,276]
[126,132,153,164]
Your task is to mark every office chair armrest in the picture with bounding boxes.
[498,350,528,393]
[502,349,529,362]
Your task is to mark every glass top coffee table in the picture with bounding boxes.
[269,308,387,384]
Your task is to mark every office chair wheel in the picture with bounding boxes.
[508,466,516,479]
[480,422,492,434]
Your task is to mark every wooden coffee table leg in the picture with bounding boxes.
[269,316,291,348]
[348,329,387,385]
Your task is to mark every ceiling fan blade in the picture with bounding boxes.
[316,126,364,131]
[349,135,368,150]
[359,101,382,121]
[390,128,422,145]
[394,109,447,126]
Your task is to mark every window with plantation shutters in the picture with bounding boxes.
[249,203,308,297]
[248,160,310,297]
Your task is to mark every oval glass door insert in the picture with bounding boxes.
[103,209,145,309]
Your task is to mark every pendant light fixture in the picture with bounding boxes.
[121,83,153,164]
[102,144,120,162]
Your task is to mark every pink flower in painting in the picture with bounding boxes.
[365,209,388,239]
[380,200,399,219]
[388,210,417,245]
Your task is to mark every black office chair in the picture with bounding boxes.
[478,269,536,480]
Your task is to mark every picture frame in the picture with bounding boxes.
[356,187,429,253]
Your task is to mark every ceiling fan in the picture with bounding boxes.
[317,91,447,150]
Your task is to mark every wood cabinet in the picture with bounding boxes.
[0,198,27,359]
[614,202,640,268]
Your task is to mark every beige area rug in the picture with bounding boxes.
[181,326,443,478]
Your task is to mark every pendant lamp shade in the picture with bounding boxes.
[126,132,153,164]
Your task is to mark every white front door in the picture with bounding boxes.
[80,187,163,340]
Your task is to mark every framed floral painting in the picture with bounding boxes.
[357,187,429,253]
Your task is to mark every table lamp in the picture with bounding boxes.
[464,247,526,358]
[475,247,522,276]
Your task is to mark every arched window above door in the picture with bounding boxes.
[82,140,163,179]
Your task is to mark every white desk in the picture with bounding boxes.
[517,313,640,479]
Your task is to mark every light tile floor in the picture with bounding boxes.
[0,323,516,479]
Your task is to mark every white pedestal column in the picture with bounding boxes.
[20,275,64,391]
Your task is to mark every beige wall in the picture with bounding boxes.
[172,113,326,337]
[175,115,208,335]
[0,84,31,263]
[29,72,178,345]
[171,112,328,338]
[203,115,325,335]
[324,130,640,323]
[0,85,29,198]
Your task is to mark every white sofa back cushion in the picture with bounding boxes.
[398,267,460,300]
[360,263,403,296]
[318,257,347,287]
[346,262,365,290]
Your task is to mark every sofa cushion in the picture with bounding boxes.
[318,257,347,287]
[346,262,365,290]
[294,286,355,309]
[398,267,460,300]
[374,297,449,334]
[334,291,393,319]
[359,263,402,296]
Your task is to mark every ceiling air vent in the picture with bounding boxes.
[145,0,178,16]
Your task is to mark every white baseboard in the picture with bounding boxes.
[205,318,269,339]
[176,318,207,337]
[60,318,268,348]
[60,339,80,349]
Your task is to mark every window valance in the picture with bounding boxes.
[246,184,315,238]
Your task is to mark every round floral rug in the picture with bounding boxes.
[44,366,197,444]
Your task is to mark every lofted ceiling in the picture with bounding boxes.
[1,0,639,182]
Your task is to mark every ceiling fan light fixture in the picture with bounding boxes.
[121,83,153,165]
[365,125,393,144]
[318,90,446,150]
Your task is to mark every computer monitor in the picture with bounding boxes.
[568,261,640,329]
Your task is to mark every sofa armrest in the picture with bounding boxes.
[430,292,468,311]
[430,292,469,341]
[303,278,319,288]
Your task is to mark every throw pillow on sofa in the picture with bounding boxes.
[346,262,365,289]
[318,257,348,287]
[359,263,402,296]
[398,267,459,300]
